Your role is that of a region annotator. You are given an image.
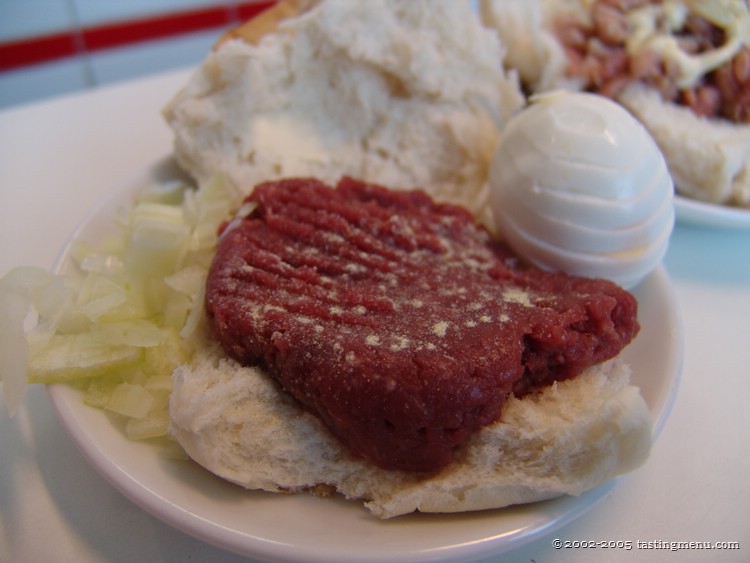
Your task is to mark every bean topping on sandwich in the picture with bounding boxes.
[205,178,639,472]
[556,0,750,122]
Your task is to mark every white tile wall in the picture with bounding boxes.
[71,0,230,26]
[88,29,220,87]
[0,0,75,42]
[0,0,251,110]
[0,57,89,108]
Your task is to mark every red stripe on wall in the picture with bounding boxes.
[0,32,80,71]
[0,1,275,73]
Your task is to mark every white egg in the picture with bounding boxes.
[488,91,674,289]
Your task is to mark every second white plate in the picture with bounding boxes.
[675,195,750,230]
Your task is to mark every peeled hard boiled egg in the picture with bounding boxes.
[488,91,675,289]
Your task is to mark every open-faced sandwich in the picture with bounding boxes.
[1,0,673,520]
[481,0,750,208]
[161,0,660,518]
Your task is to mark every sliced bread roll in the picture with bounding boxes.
[162,0,524,219]
[169,338,651,519]
[618,82,750,206]
[215,0,313,47]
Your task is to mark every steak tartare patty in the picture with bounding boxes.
[205,177,639,472]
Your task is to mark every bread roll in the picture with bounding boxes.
[618,82,750,206]
[162,0,524,220]
[169,338,651,519]
[215,0,313,47]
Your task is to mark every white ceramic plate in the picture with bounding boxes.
[47,159,683,563]
[675,195,750,230]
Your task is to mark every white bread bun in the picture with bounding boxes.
[479,0,584,93]
[162,0,524,220]
[169,336,651,519]
[618,83,750,207]
[480,0,750,207]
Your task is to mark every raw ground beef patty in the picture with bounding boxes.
[205,177,640,472]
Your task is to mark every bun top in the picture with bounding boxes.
[163,0,524,218]
[216,0,311,47]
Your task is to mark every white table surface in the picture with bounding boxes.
[1,68,748,563]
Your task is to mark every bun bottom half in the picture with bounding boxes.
[617,83,750,207]
[169,339,651,519]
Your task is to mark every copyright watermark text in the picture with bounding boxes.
[552,538,740,552]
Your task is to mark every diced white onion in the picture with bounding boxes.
[11,174,236,437]
[106,382,154,419]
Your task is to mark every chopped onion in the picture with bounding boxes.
[126,409,170,440]
[76,273,128,321]
[179,281,205,339]
[8,174,235,439]
[106,382,154,419]
[164,265,207,297]
[95,319,166,347]
[28,334,143,383]
[0,267,61,415]
[125,203,191,278]
[135,179,186,206]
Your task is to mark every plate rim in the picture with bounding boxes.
[44,158,684,562]
[674,194,750,230]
